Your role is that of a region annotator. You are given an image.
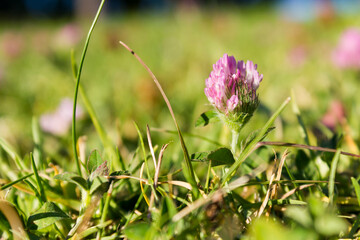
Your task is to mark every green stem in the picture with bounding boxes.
[231,130,239,154]
[72,0,106,177]
[221,97,291,186]
[329,149,341,206]
[204,160,211,194]
[67,189,91,238]
[96,182,114,240]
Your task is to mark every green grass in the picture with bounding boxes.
[1,4,360,239]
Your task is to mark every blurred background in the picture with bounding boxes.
[1,0,360,163]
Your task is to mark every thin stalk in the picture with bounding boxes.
[119,41,199,196]
[72,0,106,177]
[258,141,360,158]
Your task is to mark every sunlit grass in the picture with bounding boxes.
[1,4,360,239]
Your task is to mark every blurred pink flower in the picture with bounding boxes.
[205,54,262,115]
[1,32,24,59]
[332,28,360,69]
[53,23,82,49]
[40,98,84,136]
[321,100,346,130]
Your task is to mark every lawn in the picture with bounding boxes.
[1,2,360,239]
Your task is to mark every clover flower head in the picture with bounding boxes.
[205,54,263,131]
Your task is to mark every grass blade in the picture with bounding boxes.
[0,137,26,171]
[351,177,360,206]
[24,179,43,203]
[134,122,152,182]
[347,215,360,238]
[173,165,266,222]
[70,50,120,171]
[72,0,106,177]
[119,41,199,196]
[221,97,291,186]
[32,116,44,170]
[139,162,150,207]
[291,90,310,145]
[283,162,304,200]
[146,125,157,168]
[30,152,47,203]
[257,141,360,158]
[328,149,341,206]
[0,173,34,191]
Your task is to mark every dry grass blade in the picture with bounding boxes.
[154,143,170,188]
[151,127,222,146]
[172,165,266,222]
[172,191,220,222]
[0,200,26,240]
[257,150,289,218]
[258,141,360,158]
[263,149,290,217]
[257,165,276,218]
[281,184,314,200]
[146,125,157,169]
[139,162,150,206]
[227,164,267,190]
[271,149,290,199]
[119,41,198,192]
[159,180,192,191]
[106,175,149,184]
